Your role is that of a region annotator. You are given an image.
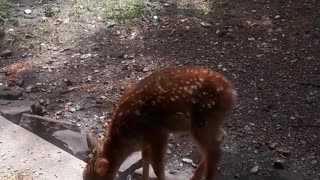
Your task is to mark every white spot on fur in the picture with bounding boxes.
[199,77,204,82]
[191,85,197,90]
[170,97,175,101]
[118,112,123,117]
[217,86,224,92]
[135,109,140,116]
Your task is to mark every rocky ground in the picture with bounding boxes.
[0,0,320,179]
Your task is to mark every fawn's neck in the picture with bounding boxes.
[101,132,135,179]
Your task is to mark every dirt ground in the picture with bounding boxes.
[0,0,319,179]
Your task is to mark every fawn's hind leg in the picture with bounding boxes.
[142,144,151,180]
[190,127,223,180]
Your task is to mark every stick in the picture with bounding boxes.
[298,82,320,88]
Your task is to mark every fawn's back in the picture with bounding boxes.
[110,66,236,137]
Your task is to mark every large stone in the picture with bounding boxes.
[118,152,143,179]
[19,113,90,160]
[52,130,89,161]
[0,86,23,100]
[0,116,85,179]
[0,99,32,124]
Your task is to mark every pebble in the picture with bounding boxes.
[182,158,193,164]
[273,159,285,169]
[251,166,260,174]
[200,22,212,27]
[277,148,291,156]
[24,9,32,14]
[274,15,281,19]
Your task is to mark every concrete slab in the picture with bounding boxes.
[0,116,86,180]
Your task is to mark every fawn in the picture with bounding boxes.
[83,66,237,180]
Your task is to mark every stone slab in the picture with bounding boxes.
[0,115,86,179]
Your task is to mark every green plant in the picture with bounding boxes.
[0,0,8,37]
[104,0,147,21]
[0,0,8,23]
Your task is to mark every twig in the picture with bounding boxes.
[298,82,320,88]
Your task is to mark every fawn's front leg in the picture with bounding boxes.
[142,145,151,180]
[148,131,168,180]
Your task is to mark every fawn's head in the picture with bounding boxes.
[83,134,110,180]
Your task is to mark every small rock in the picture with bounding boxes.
[166,148,172,155]
[250,166,260,174]
[164,3,170,7]
[273,159,285,169]
[276,148,291,156]
[143,66,151,72]
[244,125,252,131]
[24,9,32,14]
[217,30,227,37]
[248,37,255,41]
[274,15,281,19]
[182,158,193,164]
[0,49,13,57]
[268,142,278,150]
[311,159,317,164]
[300,140,307,145]
[200,22,212,27]
[80,53,92,59]
[25,34,34,39]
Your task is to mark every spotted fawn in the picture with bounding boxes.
[83,66,237,180]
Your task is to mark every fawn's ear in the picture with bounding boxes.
[86,133,102,153]
[95,158,109,176]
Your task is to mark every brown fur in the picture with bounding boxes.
[83,66,236,180]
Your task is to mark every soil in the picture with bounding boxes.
[0,0,319,179]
